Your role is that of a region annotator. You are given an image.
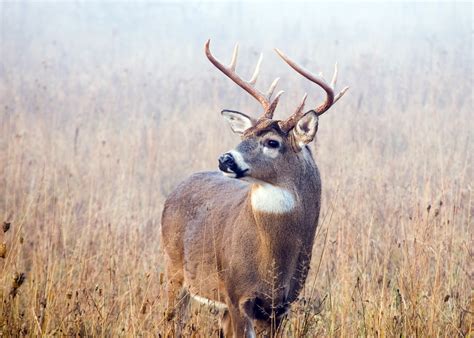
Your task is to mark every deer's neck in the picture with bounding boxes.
[247,162,320,278]
[248,182,305,274]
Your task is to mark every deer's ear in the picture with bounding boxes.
[221,110,255,134]
[291,110,319,150]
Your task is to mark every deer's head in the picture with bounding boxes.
[206,40,348,185]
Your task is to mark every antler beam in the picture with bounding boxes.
[275,48,349,132]
[205,39,284,119]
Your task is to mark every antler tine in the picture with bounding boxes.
[334,86,350,103]
[265,90,284,119]
[205,39,282,118]
[330,62,338,89]
[229,43,239,71]
[248,53,262,85]
[266,77,280,98]
[329,62,349,103]
[279,93,307,132]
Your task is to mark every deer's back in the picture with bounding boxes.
[161,172,251,293]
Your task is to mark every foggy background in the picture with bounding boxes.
[2,2,471,120]
[1,2,471,199]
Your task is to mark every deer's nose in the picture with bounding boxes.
[218,153,235,172]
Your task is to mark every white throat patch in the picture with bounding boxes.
[251,183,295,214]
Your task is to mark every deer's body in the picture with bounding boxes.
[162,147,321,318]
[161,40,347,337]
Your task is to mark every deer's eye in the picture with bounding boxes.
[265,139,280,149]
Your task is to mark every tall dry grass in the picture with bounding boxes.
[0,2,472,336]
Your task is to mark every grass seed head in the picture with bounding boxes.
[0,242,6,258]
[10,272,26,298]
[3,221,11,233]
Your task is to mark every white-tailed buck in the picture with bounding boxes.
[161,40,348,337]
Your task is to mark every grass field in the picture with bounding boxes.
[0,2,472,336]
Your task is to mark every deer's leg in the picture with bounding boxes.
[227,304,255,338]
[253,315,285,337]
[164,261,190,336]
[174,288,190,336]
[220,309,232,337]
[164,261,185,321]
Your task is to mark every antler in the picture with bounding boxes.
[205,39,284,119]
[275,48,349,132]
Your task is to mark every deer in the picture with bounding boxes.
[161,40,348,337]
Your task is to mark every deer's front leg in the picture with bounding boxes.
[227,304,255,338]
[220,309,232,337]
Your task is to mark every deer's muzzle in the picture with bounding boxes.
[218,152,248,178]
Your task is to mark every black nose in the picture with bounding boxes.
[218,152,235,172]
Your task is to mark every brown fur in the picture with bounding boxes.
[161,115,322,337]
